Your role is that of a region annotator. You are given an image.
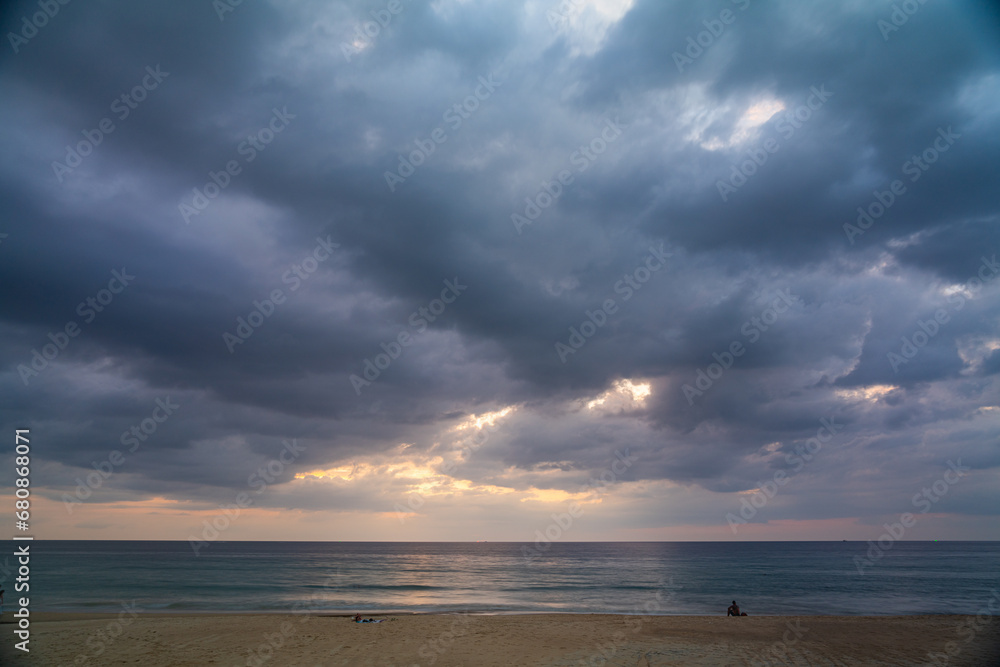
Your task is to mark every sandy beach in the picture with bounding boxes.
[21,612,1000,666]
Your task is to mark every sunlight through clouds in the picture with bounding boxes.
[452,405,517,431]
[543,0,636,57]
[586,378,652,411]
[5,0,999,547]
[835,384,899,403]
[698,96,785,151]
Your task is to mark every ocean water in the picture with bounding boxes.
[23,541,1000,616]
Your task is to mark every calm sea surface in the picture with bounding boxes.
[23,541,1000,615]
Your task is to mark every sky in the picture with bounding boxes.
[1,0,998,543]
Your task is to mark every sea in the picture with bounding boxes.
[22,541,1000,616]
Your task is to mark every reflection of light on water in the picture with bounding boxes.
[38,542,994,615]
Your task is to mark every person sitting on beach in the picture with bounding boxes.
[727,600,747,616]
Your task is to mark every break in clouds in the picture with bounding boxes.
[0,0,998,541]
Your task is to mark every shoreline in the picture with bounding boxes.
[22,609,1000,618]
[26,612,1000,666]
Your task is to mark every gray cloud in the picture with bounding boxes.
[1,0,998,538]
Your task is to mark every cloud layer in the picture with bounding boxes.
[1,0,998,541]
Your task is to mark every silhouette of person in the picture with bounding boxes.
[727,600,747,616]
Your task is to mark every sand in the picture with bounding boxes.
[19,612,1000,666]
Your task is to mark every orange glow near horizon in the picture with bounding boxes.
[13,489,997,542]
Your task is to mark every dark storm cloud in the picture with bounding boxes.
[579,0,1000,257]
[0,0,997,532]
